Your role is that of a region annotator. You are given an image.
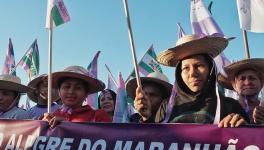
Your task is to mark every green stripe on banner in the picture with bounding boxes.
[52,6,64,26]
[139,61,153,73]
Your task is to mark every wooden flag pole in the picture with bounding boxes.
[47,17,53,114]
[122,0,142,88]
[242,30,250,59]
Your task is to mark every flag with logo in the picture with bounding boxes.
[190,0,224,37]
[46,0,70,29]
[2,38,16,76]
[85,51,100,109]
[113,72,128,123]
[17,40,39,79]
[237,0,264,33]
[126,45,162,82]
[190,0,231,75]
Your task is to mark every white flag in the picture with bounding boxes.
[237,0,264,33]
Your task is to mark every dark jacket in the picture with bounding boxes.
[168,54,249,123]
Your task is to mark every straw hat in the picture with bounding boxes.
[0,74,33,93]
[27,74,60,103]
[52,66,105,94]
[218,58,264,90]
[157,34,228,67]
[126,72,173,99]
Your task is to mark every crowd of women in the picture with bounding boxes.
[0,34,263,129]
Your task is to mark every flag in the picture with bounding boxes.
[113,72,128,123]
[190,0,224,37]
[214,53,231,77]
[126,45,162,82]
[107,74,117,92]
[139,45,162,76]
[18,40,39,79]
[177,23,186,39]
[190,0,231,78]
[105,64,118,92]
[2,38,16,76]
[162,83,177,123]
[237,0,264,33]
[85,51,100,109]
[46,0,70,29]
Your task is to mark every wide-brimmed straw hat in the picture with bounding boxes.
[157,34,228,67]
[52,66,105,94]
[0,74,33,93]
[126,71,173,99]
[218,58,264,90]
[27,74,60,103]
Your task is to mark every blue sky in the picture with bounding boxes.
[0,0,263,97]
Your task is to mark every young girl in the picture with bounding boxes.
[42,66,111,128]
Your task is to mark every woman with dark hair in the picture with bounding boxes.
[98,89,116,120]
[0,74,32,119]
[135,34,249,127]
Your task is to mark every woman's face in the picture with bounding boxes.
[59,78,88,109]
[38,79,58,104]
[99,92,115,114]
[181,55,210,93]
[233,69,262,97]
[0,90,17,111]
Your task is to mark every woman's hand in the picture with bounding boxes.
[134,87,152,121]
[42,113,65,128]
[253,106,264,124]
[218,113,247,128]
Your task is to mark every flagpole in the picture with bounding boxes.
[122,0,142,88]
[242,30,250,59]
[105,64,118,87]
[47,28,53,114]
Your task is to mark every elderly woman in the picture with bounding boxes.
[0,74,32,119]
[134,34,249,127]
[98,89,116,120]
[219,58,264,124]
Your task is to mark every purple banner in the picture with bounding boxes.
[0,119,263,150]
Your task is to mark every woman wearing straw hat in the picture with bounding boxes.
[135,34,249,127]
[0,74,32,119]
[98,89,116,120]
[27,74,60,119]
[42,66,111,128]
[218,58,264,124]
[127,71,173,123]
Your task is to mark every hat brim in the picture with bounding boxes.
[27,75,60,103]
[218,58,264,90]
[52,71,105,94]
[126,77,173,99]
[158,36,228,67]
[0,80,32,93]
